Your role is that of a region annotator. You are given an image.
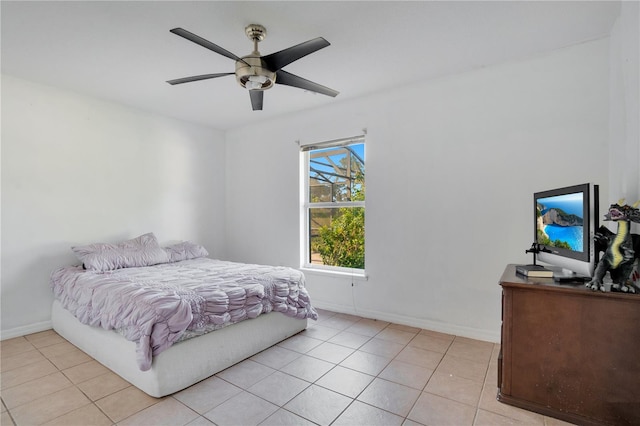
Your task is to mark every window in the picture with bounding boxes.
[301,136,365,273]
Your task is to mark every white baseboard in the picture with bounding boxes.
[312,301,500,343]
[1,306,502,344]
[1,320,53,340]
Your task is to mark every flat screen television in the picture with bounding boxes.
[534,183,599,278]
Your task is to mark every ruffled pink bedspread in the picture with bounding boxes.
[50,258,317,371]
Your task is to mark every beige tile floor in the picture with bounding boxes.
[0,309,573,425]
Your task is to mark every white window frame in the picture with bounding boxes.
[300,136,365,276]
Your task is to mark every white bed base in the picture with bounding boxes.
[51,300,307,397]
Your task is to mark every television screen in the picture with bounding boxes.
[533,183,599,277]
[536,192,585,253]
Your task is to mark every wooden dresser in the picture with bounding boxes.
[498,264,640,425]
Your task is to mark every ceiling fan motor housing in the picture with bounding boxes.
[235,55,276,90]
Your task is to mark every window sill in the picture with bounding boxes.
[300,267,369,281]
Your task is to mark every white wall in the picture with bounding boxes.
[3,27,631,342]
[609,1,639,235]
[225,39,611,342]
[1,75,226,337]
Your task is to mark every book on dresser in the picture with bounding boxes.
[515,264,553,277]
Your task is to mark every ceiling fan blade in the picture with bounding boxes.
[249,90,264,111]
[170,28,250,66]
[167,73,234,85]
[262,37,330,71]
[275,70,339,97]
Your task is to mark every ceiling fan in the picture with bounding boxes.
[167,24,339,111]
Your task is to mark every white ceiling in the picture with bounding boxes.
[1,1,621,131]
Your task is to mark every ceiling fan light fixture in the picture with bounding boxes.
[245,81,260,90]
[249,75,268,84]
[245,74,269,90]
[235,54,276,90]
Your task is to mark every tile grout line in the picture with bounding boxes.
[2,312,507,426]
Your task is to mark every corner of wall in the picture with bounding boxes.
[608,2,640,212]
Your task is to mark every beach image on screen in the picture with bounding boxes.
[536,193,584,252]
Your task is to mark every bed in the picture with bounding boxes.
[49,234,317,397]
